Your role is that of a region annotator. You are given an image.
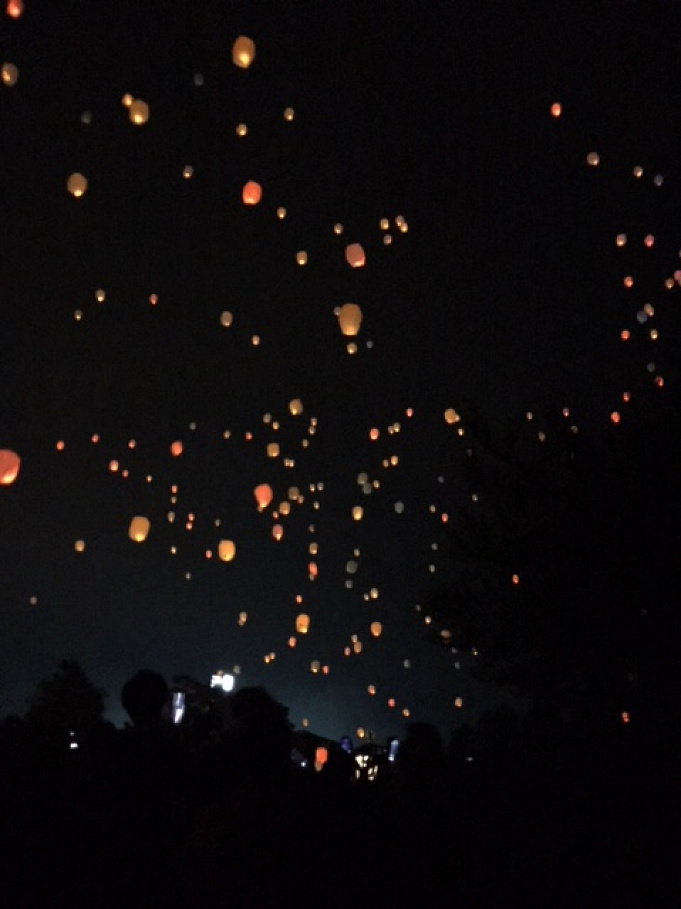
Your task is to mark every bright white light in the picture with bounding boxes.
[211,672,235,692]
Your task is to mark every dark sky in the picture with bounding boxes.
[1,0,680,739]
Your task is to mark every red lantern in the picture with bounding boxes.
[0,449,20,485]
[242,180,262,205]
[254,483,273,509]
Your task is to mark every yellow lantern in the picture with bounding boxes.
[128,516,150,542]
[352,506,363,521]
[289,398,303,416]
[242,180,262,205]
[254,483,273,509]
[345,242,365,268]
[444,407,460,425]
[128,99,149,125]
[67,172,88,197]
[74,540,86,553]
[267,442,280,458]
[337,303,362,336]
[232,36,255,69]
[0,449,20,485]
[296,613,310,634]
[370,621,382,637]
[218,539,236,562]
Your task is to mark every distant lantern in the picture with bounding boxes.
[272,524,284,541]
[352,506,363,521]
[586,151,600,166]
[296,613,310,634]
[128,516,150,542]
[1,62,18,86]
[308,561,318,578]
[236,123,248,136]
[6,1,23,18]
[218,539,236,562]
[345,243,365,268]
[267,442,280,458]
[289,398,303,416]
[232,36,255,69]
[254,483,273,509]
[370,621,382,637]
[170,440,183,456]
[238,611,247,626]
[315,746,328,769]
[74,540,86,553]
[242,180,262,205]
[284,107,294,121]
[550,102,562,117]
[337,303,362,336]
[128,98,149,125]
[444,407,460,425]
[0,450,21,485]
[296,250,308,266]
[220,310,233,327]
[67,172,88,197]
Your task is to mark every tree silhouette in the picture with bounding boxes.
[24,658,107,743]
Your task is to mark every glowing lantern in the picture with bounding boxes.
[444,407,460,425]
[310,660,320,673]
[337,303,362,336]
[232,36,255,69]
[315,746,328,771]
[128,516,150,542]
[272,524,284,541]
[242,180,262,205]
[1,62,18,86]
[550,102,561,117]
[289,398,303,416]
[296,251,308,266]
[308,561,318,578]
[0,450,20,485]
[170,440,183,456]
[238,612,247,626]
[370,621,382,637]
[74,540,86,553]
[345,243,365,268]
[296,613,310,634]
[218,540,236,562]
[6,1,23,18]
[67,173,88,197]
[128,99,149,125]
[254,483,273,509]
[220,310,233,327]
[352,506,363,521]
[267,442,280,458]
[586,151,600,166]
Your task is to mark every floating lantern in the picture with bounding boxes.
[170,440,183,456]
[67,173,88,197]
[1,62,18,86]
[242,180,262,205]
[370,621,382,637]
[128,99,149,125]
[289,398,303,416]
[296,613,310,634]
[444,407,460,425]
[218,540,236,562]
[128,516,150,542]
[254,483,273,509]
[267,442,280,458]
[0,450,20,485]
[272,523,284,541]
[220,310,233,327]
[345,243,365,268]
[337,303,362,336]
[232,36,255,69]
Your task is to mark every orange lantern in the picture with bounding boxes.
[370,621,382,637]
[128,516,150,542]
[242,180,262,205]
[254,483,273,509]
[218,540,236,562]
[337,303,362,336]
[6,1,23,18]
[0,449,20,485]
[170,440,183,456]
[296,613,310,634]
[232,36,255,69]
[345,243,365,268]
[272,523,284,541]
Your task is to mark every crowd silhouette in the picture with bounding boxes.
[0,663,675,908]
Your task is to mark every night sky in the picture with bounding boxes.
[1,0,680,739]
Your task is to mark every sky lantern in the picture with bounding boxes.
[128,98,149,125]
[242,180,262,205]
[74,540,86,553]
[232,36,255,68]
[254,483,273,509]
[218,539,236,562]
[345,243,365,268]
[220,310,233,327]
[67,173,88,197]
[6,1,23,19]
[337,303,362,336]
[272,524,284,541]
[444,407,460,425]
[267,442,280,458]
[170,440,183,456]
[0,450,20,485]
[296,613,310,634]
[1,62,18,86]
[289,398,303,416]
[352,506,363,521]
[370,621,382,637]
[128,516,150,542]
